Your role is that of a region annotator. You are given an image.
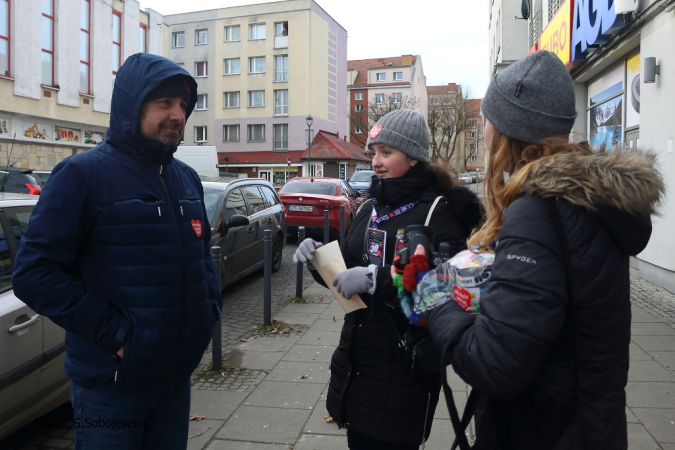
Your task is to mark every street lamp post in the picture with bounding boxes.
[306,115,313,177]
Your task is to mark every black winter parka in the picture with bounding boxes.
[427,149,664,449]
[323,165,483,446]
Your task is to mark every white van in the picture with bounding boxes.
[174,146,219,178]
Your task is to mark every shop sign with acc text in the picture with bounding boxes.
[539,0,573,66]
[572,0,632,62]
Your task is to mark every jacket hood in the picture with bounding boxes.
[521,148,664,255]
[107,53,198,159]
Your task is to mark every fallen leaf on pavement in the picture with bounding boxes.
[299,375,308,379]
[287,446,295,449]
[282,327,293,334]
[189,414,206,422]
[240,338,249,342]
[324,414,334,423]
[332,316,336,322]
[188,425,212,438]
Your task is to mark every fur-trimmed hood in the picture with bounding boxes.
[521,148,665,255]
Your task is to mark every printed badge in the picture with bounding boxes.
[367,228,386,266]
[369,125,382,141]
[191,219,202,238]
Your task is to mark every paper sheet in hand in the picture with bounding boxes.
[313,241,367,313]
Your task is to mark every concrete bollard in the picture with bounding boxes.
[263,229,272,326]
[296,226,305,298]
[211,246,222,371]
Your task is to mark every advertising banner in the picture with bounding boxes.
[540,0,573,67]
[55,126,81,143]
[23,122,52,140]
[84,130,106,145]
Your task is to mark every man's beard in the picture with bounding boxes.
[140,121,184,146]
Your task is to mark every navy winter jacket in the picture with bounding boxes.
[12,53,221,388]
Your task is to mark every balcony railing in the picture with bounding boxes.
[274,35,288,49]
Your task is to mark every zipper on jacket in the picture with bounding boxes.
[420,392,432,448]
[180,205,184,216]
[157,164,188,385]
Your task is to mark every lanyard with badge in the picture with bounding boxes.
[366,200,419,266]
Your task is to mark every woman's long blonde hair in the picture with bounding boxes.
[468,128,593,252]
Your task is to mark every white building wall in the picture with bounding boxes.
[122,0,141,61]
[634,10,675,292]
[92,0,114,113]
[146,9,164,55]
[13,0,41,100]
[56,0,81,108]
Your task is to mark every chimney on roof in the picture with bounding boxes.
[343,135,346,141]
[401,55,413,66]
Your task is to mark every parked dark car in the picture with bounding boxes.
[347,170,376,198]
[0,169,43,195]
[34,170,52,185]
[202,178,287,289]
[278,177,361,240]
[0,194,70,440]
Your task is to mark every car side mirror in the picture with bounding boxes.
[220,214,249,235]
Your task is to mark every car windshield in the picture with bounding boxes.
[203,190,220,226]
[280,181,337,195]
[350,172,374,182]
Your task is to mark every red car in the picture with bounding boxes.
[278,177,362,240]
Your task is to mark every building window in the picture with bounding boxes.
[392,93,402,103]
[79,0,90,93]
[224,58,240,75]
[225,25,240,42]
[249,23,265,40]
[355,104,363,112]
[111,10,121,79]
[469,131,476,138]
[469,155,477,162]
[470,120,477,127]
[469,144,476,151]
[248,124,265,142]
[394,71,403,81]
[195,61,207,77]
[195,126,207,142]
[249,56,265,73]
[274,124,288,151]
[223,91,240,108]
[274,55,288,82]
[248,90,264,108]
[375,94,384,104]
[355,92,363,100]
[196,94,207,110]
[274,90,288,115]
[376,73,385,82]
[139,23,147,53]
[0,0,9,77]
[42,0,55,86]
[275,22,288,37]
[172,31,185,48]
[223,125,239,142]
[355,126,364,134]
[195,29,207,45]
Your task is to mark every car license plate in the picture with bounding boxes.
[289,205,313,212]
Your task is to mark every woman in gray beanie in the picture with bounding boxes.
[294,109,483,449]
[404,50,665,449]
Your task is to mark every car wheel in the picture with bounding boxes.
[272,234,283,273]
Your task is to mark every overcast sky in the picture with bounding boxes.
[138,0,490,98]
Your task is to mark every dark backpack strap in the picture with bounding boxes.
[440,340,473,450]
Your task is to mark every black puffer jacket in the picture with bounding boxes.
[324,164,483,445]
[427,149,664,449]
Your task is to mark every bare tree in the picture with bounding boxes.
[427,85,472,169]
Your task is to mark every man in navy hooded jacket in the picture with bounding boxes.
[12,53,221,449]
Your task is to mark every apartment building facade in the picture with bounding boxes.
[162,0,348,183]
[347,55,428,148]
[488,0,530,78]
[0,0,161,170]
[464,99,486,172]
[525,0,675,291]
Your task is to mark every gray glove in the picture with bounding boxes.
[332,265,378,299]
[293,238,323,269]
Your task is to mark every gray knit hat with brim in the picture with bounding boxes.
[481,50,577,144]
[366,109,430,163]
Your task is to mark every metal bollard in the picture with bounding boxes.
[263,229,272,326]
[323,209,329,244]
[296,226,305,298]
[339,205,345,247]
[211,246,222,371]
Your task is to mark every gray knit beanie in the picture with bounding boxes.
[366,109,430,163]
[481,50,577,144]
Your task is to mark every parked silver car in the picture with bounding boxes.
[458,173,473,185]
[0,194,69,440]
